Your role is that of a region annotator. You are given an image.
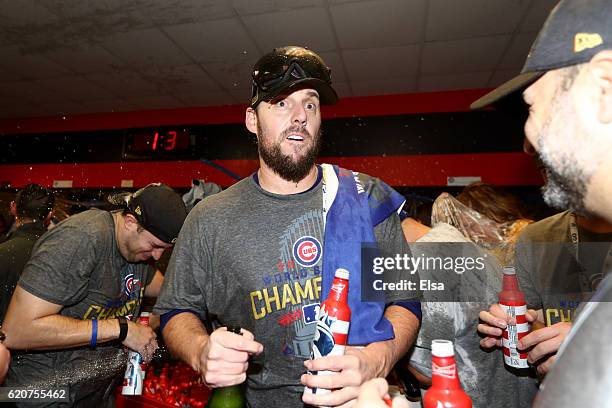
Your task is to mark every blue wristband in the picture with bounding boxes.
[90,319,98,349]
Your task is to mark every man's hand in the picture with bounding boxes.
[301,346,385,407]
[354,378,410,408]
[122,320,158,363]
[518,321,571,375]
[196,327,263,388]
[0,343,10,383]
[478,304,539,349]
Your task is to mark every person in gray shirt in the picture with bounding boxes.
[472,0,612,405]
[3,183,187,406]
[154,46,421,408]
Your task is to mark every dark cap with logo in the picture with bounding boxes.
[250,46,338,108]
[109,183,187,244]
[471,0,612,109]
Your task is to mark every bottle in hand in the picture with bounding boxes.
[498,266,529,369]
[122,312,150,395]
[304,268,351,397]
[205,326,246,408]
[423,340,472,408]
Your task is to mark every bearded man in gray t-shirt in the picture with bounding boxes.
[154,46,421,408]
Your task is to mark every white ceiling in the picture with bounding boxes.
[0,0,558,119]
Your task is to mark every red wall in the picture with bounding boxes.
[0,89,542,188]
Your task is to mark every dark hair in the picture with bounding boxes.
[456,182,526,224]
[15,184,55,221]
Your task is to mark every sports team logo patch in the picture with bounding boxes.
[123,274,142,297]
[292,236,322,267]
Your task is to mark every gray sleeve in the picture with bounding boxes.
[18,228,97,306]
[154,208,211,320]
[514,238,544,310]
[374,212,410,258]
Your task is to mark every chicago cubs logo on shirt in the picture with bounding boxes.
[293,236,322,267]
[123,274,142,298]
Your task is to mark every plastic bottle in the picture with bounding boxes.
[423,339,472,408]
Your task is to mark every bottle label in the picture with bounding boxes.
[305,305,350,397]
[122,351,145,395]
[431,362,456,379]
[499,303,529,369]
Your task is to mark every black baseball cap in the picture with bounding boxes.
[109,183,187,244]
[471,0,612,109]
[250,46,338,108]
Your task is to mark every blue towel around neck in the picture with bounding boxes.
[321,165,406,345]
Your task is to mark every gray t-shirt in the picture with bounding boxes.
[515,211,612,326]
[6,209,154,407]
[408,223,537,408]
[154,174,408,408]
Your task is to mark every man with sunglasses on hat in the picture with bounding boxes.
[154,46,421,407]
[2,183,187,406]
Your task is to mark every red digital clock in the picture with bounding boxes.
[126,128,191,156]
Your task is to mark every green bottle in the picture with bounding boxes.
[205,384,245,408]
[205,326,246,408]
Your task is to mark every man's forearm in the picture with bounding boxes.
[162,312,209,372]
[4,315,119,350]
[363,305,420,377]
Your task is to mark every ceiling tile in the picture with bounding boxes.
[426,0,529,41]
[330,81,352,98]
[417,71,490,92]
[174,91,237,107]
[488,69,520,87]
[0,66,24,82]
[164,18,260,63]
[0,0,59,25]
[331,0,426,49]
[242,8,336,53]
[78,98,136,113]
[85,71,159,97]
[138,64,222,94]
[233,0,325,15]
[520,0,558,32]
[128,94,187,110]
[137,0,236,25]
[0,80,65,102]
[350,76,417,96]
[99,28,192,67]
[202,55,260,91]
[318,51,347,82]
[42,44,125,74]
[343,45,420,81]
[227,87,252,104]
[35,99,86,116]
[421,35,511,75]
[40,0,151,28]
[0,45,73,78]
[498,32,538,70]
[35,76,116,100]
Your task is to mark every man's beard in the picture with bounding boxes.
[537,82,592,214]
[257,122,321,183]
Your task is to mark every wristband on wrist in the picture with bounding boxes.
[90,319,98,349]
[117,317,128,342]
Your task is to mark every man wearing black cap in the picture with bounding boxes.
[155,46,421,407]
[470,0,612,406]
[2,183,187,406]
